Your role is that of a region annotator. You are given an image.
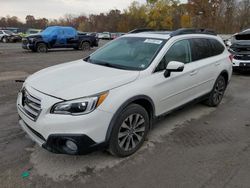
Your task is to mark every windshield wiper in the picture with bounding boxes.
[97,62,129,70]
[86,58,140,70]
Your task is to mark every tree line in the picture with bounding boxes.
[0,0,249,34]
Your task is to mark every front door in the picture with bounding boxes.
[148,39,201,115]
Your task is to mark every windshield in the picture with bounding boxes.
[30,30,40,34]
[88,37,165,70]
[4,30,13,35]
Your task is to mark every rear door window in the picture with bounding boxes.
[189,38,210,61]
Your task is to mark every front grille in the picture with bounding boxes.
[22,39,28,45]
[21,88,41,121]
[239,63,250,67]
[234,55,250,60]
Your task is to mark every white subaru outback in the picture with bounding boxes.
[17,29,232,157]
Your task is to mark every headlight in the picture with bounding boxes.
[51,92,108,115]
[29,38,34,42]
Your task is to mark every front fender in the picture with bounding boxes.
[104,95,155,142]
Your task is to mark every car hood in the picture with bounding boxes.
[27,34,42,39]
[25,60,139,100]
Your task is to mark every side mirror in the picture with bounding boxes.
[164,61,184,77]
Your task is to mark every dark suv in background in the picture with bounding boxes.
[22,26,98,52]
[229,29,250,71]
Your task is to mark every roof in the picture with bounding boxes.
[45,26,75,30]
[123,28,217,40]
[125,33,171,40]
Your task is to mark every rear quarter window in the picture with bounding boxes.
[189,38,224,61]
[208,39,225,56]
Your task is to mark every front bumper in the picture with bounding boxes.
[9,36,21,42]
[22,42,35,50]
[232,58,250,71]
[20,119,106,154]
[17,86,113,155]
[22,38,35,50]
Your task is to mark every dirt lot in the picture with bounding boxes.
[0,42,250,188]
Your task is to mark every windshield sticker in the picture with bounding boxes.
[144,39,162,44]
[140,64,146,68]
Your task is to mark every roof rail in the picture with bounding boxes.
[128,28,155,34]
[170,28,217,37]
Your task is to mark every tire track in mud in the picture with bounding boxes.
[199,142,250,188]
[170,128,237,148]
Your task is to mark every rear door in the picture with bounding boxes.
[56,29,67,47]
[188,38,225,96]
[65,28,78,47]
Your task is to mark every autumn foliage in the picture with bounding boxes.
[0,0,249,34]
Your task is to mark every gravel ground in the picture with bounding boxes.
[0,42,250,188]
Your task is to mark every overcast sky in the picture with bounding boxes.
[0,0,148,21]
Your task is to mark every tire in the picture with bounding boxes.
[109,104,149,157]
[2,37,8,43]
[80,41,90,51]
[36,43,48,53]
[204,75,226,107]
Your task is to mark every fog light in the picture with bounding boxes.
[65,140,78,152]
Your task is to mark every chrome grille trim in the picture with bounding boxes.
[26,94,41,104]
[24,105,39,117]
[21,88,42,121]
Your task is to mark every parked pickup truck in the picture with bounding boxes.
[22,26,98,52]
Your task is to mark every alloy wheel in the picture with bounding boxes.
[118,113,146,151]
[37,44,47,53]
[213,77,225,104]
[81,42,90,50]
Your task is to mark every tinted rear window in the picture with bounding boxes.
[208,39,225,56]
[189,38,224,61]
[189,38,210,61]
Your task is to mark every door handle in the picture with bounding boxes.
[190,70,198,76]
[215,62,220,66]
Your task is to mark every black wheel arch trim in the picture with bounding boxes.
[219,70,230,85]
[35,41,49,49]
[79,40,91,48]
[80,40,91,45]
[105,95,155,142]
